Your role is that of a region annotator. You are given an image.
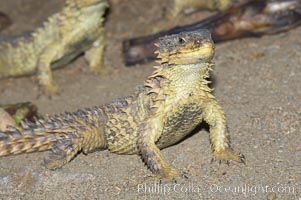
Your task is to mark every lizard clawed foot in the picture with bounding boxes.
[213,148,245,165]
[89,65,108,75]
[151,168,189,184]
[157,167,189,180]
[37,83,59,98]
[43,154,66,170]
[161,167,182,179]
[43,144,69,170]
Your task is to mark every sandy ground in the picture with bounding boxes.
[0,0,300,199]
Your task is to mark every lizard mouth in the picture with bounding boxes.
[182,41,215,62]
[160,41,215,65]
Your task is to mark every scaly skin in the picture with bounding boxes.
[0,0,108,96]
[0,30,244,178]
[166,0,235,19]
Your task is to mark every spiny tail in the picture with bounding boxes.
[0,115,75,157]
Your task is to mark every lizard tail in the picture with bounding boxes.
[0,116,73,157]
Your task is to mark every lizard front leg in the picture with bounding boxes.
[166,0,234,19]
[85,29,106,74]
[37,43,64,97]
[203,98,245,164]
[137,118,181,179]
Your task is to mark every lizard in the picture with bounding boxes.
[123,0,301,65]
[0,30,244,179]
[0,0,108,96]
[150,0,236,33]
[165,0,236,19]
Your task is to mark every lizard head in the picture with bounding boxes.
[155,30,215,65]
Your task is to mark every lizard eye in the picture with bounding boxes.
[178,37,186,44]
